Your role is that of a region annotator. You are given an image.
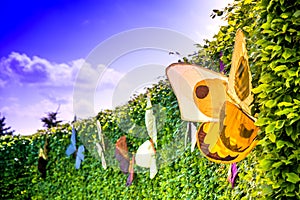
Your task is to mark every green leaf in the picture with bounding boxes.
[244,0,252,4]
[260,159,273,170]
[272,161,283,168]
[276,140,285,149]
[275,120,285,129]
[265,99,277,108]
[285,34,291,43]
[252,84,269,94]
[273,45,282,51]
[265,45,274,51]
[261,22,271,29]
[282,23,288,33]
[286,173,300,183]
[269,133,276,143]
[282,49,293,60]
[278,102,293,107]
[293,10,300,18]
[287,113,298,119]
[273,65,287,72]
[285,126,293,136]
[275,108,294,116]
[280,12,290,19]
[255,118,269,126]
[265,123,276,133]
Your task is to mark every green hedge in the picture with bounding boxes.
[0,81,245,199]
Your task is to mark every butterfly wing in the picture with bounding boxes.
[166,63,228,122]
[66,127,77,156]
[115,136,129,174]
[38,148,48,178]
[149,152,157,179]
[39,148,47,160]
[219,101,258,152]
[190,122,197,152]
[196,121,257,164]
[145,95,157,147]
[230,163,238,188]
[75,145,85,169]
[96,120,105,151]
[136,140,157,179]
[184,122,189,149]
[135,140,155,168]
[96,143,107,169]
[227,29,253,114]
[184,122,198,151]
[126,154,135,186]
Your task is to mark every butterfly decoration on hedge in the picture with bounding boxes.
[145,93,157,147]
[166,29,259,164]
[126,153,135,186]
[115,135,130,174]
[38,136,49,179]
[115,135,135,186]
[66,126,85,169]
[135,94,158,179]
[184,122,198,152]
[227,163,238,188]
[96,120,107,169]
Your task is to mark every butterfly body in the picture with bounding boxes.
[166,29,258,163]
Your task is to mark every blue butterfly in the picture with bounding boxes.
[66,126,85,169]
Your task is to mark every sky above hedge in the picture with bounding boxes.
[0,0,232,135]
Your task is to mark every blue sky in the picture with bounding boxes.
[0,0,232,135]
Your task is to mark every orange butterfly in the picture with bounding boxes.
[166,29,259,163]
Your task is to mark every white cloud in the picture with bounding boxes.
[0,52,85,87]
[100,67,124,85]
[0,52,127,134]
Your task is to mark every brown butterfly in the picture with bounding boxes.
[166,29,259,163]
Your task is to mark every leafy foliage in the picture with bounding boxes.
[0,80,254,199]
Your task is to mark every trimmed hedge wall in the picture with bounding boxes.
[1,81,247,199]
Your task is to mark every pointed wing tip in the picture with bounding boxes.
[66,145,76,156]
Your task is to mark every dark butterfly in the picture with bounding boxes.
[38,136,49,178]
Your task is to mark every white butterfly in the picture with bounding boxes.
[66,126,85,169]
[135,95,158,179]
[145,94,157,147]
[96,120,107,169]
